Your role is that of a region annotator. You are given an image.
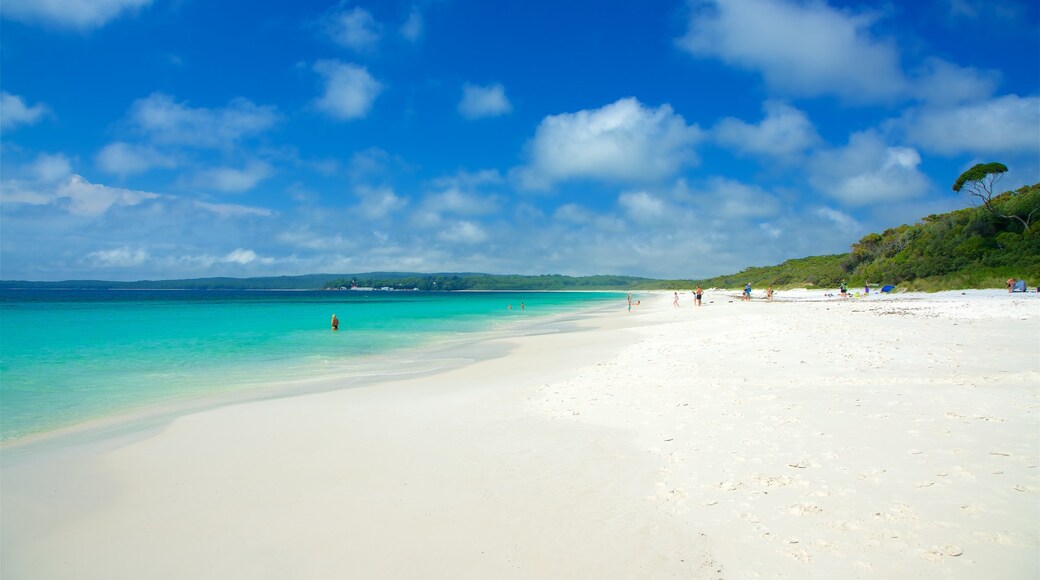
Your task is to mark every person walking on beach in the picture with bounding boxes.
[673,292,680,307]
[766,285,774,302]
[627,293,633,312]
[742,283,751,301]
[331,314,339,331]
[695,286,703,307]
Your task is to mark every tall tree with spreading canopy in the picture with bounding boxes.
[953,162,1037,232]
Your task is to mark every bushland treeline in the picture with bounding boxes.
[322,273,661,291]
[689,183,1039,291]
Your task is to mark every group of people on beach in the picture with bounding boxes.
[669,287,705,309]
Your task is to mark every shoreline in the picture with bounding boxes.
[0,294,624,451]
[2,289,1037,578]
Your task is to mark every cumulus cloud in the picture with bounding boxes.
[352,185,407,220]
[400,7,423,42]
[58,175,161,216]
[1,0,150,31]
[909,59,1000,106]
[714,101,820,158]
[96,141,177,176]
[698,177,782,218]
[224,248,272,265]
[313,60,383,120]
[193,161,272,193]
[423,187,499,216]
[618,191,669,225]
[438,221,487,244]
[516,97,703,189]
[677,0,907,102]
[810,131,930,206]
[553,203,595,224]
[0,92,49,131]
[815,206,859,229]
[85,246,149,268]
[127,93,279,148]
[29,152,73,182]
[458,83,513,119]
[899,94,1040,156]
[3,171,160,216]
[325,6,382,51]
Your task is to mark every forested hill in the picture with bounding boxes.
[691,183,1040,291]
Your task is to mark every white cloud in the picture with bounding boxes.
[423,187,499,216]
[58,175,161,216]
[699,177,781,218]
[224,248,272,265]
[194,201,274,218]
[1,0,151,31]
[517,97,703,189]
[430,169,504,190]
[618,191,668,225]
[352,185,407,220]
[30,152,73,182]
[714,101,820,158]
[458,83,512,119]
[810,131,930,206]
[677,0,906,102]
[85,246,149,267]
[4,174,160,217]
[553,203,595,224]
[400,7,423,42]
[96,142,177,176]
[127,93,279,148]
[814,207,859,229]
[910,58,1000,106]
[193,161,272,193]
[438,221,487,244]
[900,94,1040,156]
[313,60,383,120]
[325,6,382,52]
[0,92,49,131]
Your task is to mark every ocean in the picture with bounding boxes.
[0,289,622,442]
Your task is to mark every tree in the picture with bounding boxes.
[952,162,1036,232]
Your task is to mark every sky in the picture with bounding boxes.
[1,0,1038,281]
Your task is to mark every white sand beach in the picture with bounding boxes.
[3,289,1038,579]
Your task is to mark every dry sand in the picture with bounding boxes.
[2,289,1038,578]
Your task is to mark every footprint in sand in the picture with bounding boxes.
[787,503,823,516]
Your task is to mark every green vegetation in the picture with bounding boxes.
[321,273,660,291]
[689,182,1039,292]
[952,163,1037,233]
[682,255,846,291]
[838,183,1040,290]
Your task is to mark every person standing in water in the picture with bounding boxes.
[331,314,339,331]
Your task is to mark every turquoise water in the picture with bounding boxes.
[0,289,621,442]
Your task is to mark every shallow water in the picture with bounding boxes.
[0,289,621,441]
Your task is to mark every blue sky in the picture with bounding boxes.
[1,0,1037,281]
